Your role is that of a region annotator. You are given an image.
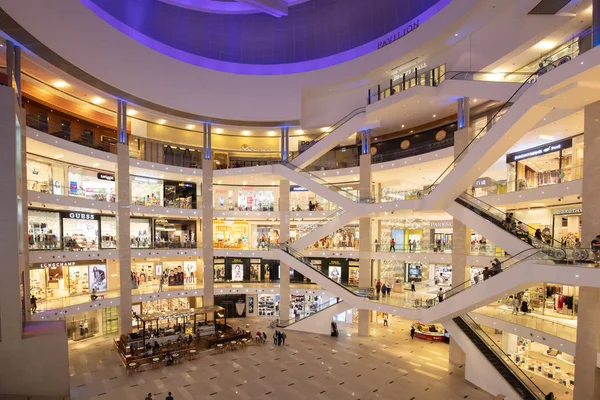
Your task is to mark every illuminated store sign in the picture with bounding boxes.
[393,62,428,81]
[240,144,273,152]
[61,212,97,220]
[506,138,572,163]
[553,208,582,215]
[430,220,453,229]
[377,20,420,50]
[97,173,115,181]
[290,185,308,192]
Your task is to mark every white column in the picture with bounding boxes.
[450,97,472,365]
[0,85,25,342]
[202,123,214,307]
[116,100,132,335]
[358,130,372,337]
[279,179,290,325]
[573,101,600,400]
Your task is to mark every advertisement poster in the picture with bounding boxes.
[328,266,342,283]
[348,267,360,286]
[214,264,225,282]
[250,264,260,281]
[183,261,196,284]
[89,264,107,291]
[232,263,244,281]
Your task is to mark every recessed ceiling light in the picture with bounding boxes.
[53,80,68,89]
[454,33,459,37]
[127,109,138,116]
[473,99,478,103]
[536,41,556,50]
[186,124,195,130]
[295,129,304,135]
[538,135,556,141]
[433,114,436,118]
[267,131,276,136]
[242,130,251,136]
[401,125,405,128]
[158,119,166,125]
[214,128,224,134]
[91,97,105,105]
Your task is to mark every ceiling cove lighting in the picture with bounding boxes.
[91,97,105,105]
[127,109,138,116]
[186,124,195,130]
[157,119,167,125]
[242,130,251,136]
[267,131,276,136]
[214,128,224,134]
[535,41,556,50]
[53,80,68,88]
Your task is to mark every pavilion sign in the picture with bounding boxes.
[377,20,420,50]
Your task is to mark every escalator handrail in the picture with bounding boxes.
[437,70,534,83]
[435,248,541,302]
[458,315,546,399]
[456,192,566,251]
[278,243,374,299]
[286,107,366,164]
[420,68,540,197]
[284,298,341,327]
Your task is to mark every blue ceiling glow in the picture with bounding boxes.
[83,0,446,74]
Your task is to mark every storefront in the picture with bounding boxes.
[506,136,583,192]
[130,258,201,288]
[154,218,196,248]
[29,260,110,300]
[28,209,61,249]
[61,211,99,251]
[212,257,280,282]
[162,260,197,286]
[214,258,226,282]
[511,205,582,246]
[130,218,152,248]
[131,176,164,206]
[68,167,116,202]
[26,155,65,195]
[164,180,197,209]
[253,225,280,248]
[214,221,249,249]
[214,294,247,318]
[380,219,431,251]
[237,189,275,211]
[429,220,453,252]
[289,186,336,211]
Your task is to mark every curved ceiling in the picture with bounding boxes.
[83,0,441,73]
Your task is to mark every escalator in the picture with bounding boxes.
[451,315,545,400]
[283,298,350,335]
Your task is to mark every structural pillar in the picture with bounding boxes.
[279,179,291,324]
[281,127,289,162]
[594,0,600,48]
[14,45,21,106]
[202,123,215,307]
[358,130,372,336]
[573,101,600,400]
[5,40,14,90]
[449,97,472,365]
[116,100,132,335]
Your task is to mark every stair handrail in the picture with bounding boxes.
[457,315,546,399]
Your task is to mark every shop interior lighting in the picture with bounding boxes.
[91,96,105,105]
[214,128,224,134]
[295,129,304,134]
[127,109,138,116]
[53,80,68,88]
[535,41,556,50]
[186,124,195,130]
[242,130,251,136]
[267,131,276,136]
[320,127,331,132]
[158,119,166,125]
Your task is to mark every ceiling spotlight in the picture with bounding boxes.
[53,80,68,89]
[433,114,436,118]
[536,41,556,50]
[295,129,304,135]
[401,125,405,128]
[186,124,195,130]
[127,109,138,116]
[157,119,166,125]
[214,128,224,134]
[267,131,276,136]
[91,97,105,105]
[242,130,251,136]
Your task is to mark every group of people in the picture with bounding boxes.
[145,392,174,400]
[255,331,268,343]
[313,228,359,250]
[273,330,287,346]
[375,280,392,297]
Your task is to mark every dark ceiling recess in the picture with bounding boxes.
[528,0,571,15]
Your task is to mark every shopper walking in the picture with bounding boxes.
[374,239,380,252]
[158,276,164,292]
[390,238,395,252]
[410,280,416,292]
[375,280,381,297]
[165,392,174,400]
[30,295,37,313]
[511,296,519,315]
[282,331,287,345]
[438,288,444,303]
[273,331,277,345]
[410,325,415,339]
[381,283,387,297]
[277,331,282,346]
[383,315,388,327]
[262,332,267,344]
[145,393,153,400]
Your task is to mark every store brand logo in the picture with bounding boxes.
[241,144,273,152]
[97,173,115,181]
[66,212,96,220]
[38,261,76,268]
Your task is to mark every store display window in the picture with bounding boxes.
[154,219,196,248]
[258,294,279,316]
[254,225,280,248]
[100,216,117,249]
[506,137,577,192]
[28,210,61,250]
[214,221,249,249]
[68,167,116,202]
[215,294,247,318]
[261,259,279,281]
[30,261,108,300]
[214,258,226,282]
[61,211,99,251]
[161,261,194,286]
[250,258,261,281]
[214,188,234,210]
[552,208,582,247]
[131,218,152,248]
[26,155,65,195]
[131,176,163,206]
[131,263,157,287]
[164,180,197,209]
[348,262,360,286]
[405,263,423,282]
[237,189,275,211]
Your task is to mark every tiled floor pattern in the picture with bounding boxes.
[68,316,492,400]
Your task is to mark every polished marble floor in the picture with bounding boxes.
[68,316,493,400]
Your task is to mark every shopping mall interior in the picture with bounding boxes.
[1,0,600,399]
